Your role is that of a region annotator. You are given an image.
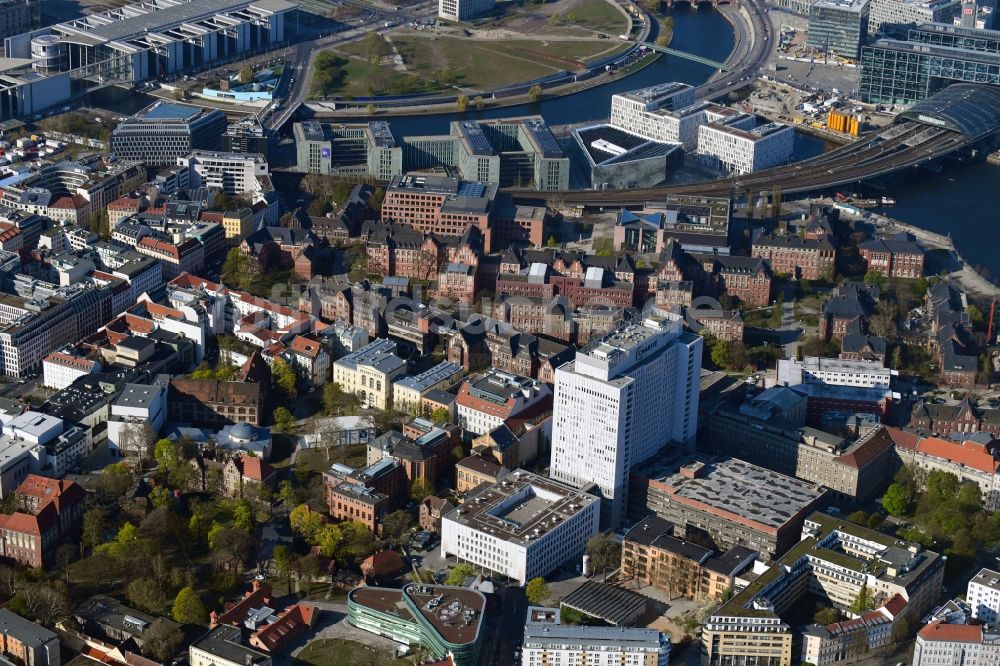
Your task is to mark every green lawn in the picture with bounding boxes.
[487,38,627,64]
[295,444,368,476]
[556,0,629,34]
[294,639,400,666]
[392,36,561,90]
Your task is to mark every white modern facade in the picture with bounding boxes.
[440,470,599,585]
[550,312,702,528]
[521,607,670,666]
[106,383,167,457]
[610,83,696,144]
[968,567,1000,623]
[438,0,495,22]
[777,356,895,389]
[868,0,961,34]
[178,151,269,195]
[697,119,795,175]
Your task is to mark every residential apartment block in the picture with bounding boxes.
[967,567,1000,624]
[521,606,670,666]
[702,512,944,666]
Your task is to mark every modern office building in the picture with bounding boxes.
[609,83,696,143]
[293,117,569,190]
[348,584,486,666]
[222,115,269,157]
[521,606,671,666]
[706,391,896,502]
[702,512,945,666]
[860,33,1000,103]
[440,469,599,585]
[630,444,828,561]
[438,0,496,22]
[178,151,269,195]
[868,0,960,35]
[570,123,684,189]
[697,118,795,175]
[808,0,871,57]
[112,102,228,167]
[550,312,702,528]
[293,121,402,180]
[967,567,1000,623]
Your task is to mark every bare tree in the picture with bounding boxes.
[317,418,345,461]
[118,421,157,467]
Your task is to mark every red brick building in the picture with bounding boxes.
[694,254,773,307]
[859,235,924,279]
[0,475,85,568]
[752,232,836,280]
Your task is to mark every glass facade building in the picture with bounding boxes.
[808,0,871,58]
[860,25,1000,103]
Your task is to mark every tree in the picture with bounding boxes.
[369,187,385,212]
[381,510,415,545]
[82,507,106,553]
[850,583,872,614]
[456,95,469,112]
[273,358,298,398]
[527,85,542,102]
[814,607,840,625]
[172,587,208,625]
[119,421,156,464]
[290,504,325,543]
[272,407,296,433]
[128,578,167,613]
[445,563,475,586]
[142,618,184,661]
[863,269,885,287]
[710,339,730,368]
[273,544,294,591]
[890,345,904,370]
[323,381,357,416]
[546,235,559,248]
[474,95,484,110]
[525,577,549,604]
[656,35,669,47]
[277,479,300,506]
[238,66,254,84]
[430,407,450,426]
[586,533,622,581]
[410,478,435,503]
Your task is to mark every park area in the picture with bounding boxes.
[310,0,633,99]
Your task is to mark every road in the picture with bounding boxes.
[263,1,439,131]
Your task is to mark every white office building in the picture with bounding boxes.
[521,607,670,666]
[776,356,896,389]
[438,0,495,21]
[610,83,696,142]
[868,0,961,34]
[440,470,599,585]
[106,383,167,457]
[42,350,99,389]
[550,312,702,528]
[968,567,1000,623]
[697,119,795,175]
[177,150,269,195]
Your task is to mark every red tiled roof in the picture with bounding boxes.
[240,454,276,483]
[834,428,894,469]
[212,581,273,628]
[289,335,321,358]
[248,604,315,653]
[917,436,999,474]
[917,623,982,643]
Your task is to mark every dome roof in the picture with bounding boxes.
[229,422,256,441]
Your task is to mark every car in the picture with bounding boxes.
[32,115,41,120]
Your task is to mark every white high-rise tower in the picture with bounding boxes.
[549,311,702,528]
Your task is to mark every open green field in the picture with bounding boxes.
[553,0,629,33]
[392,36,560,89]
[294,639,406,666]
